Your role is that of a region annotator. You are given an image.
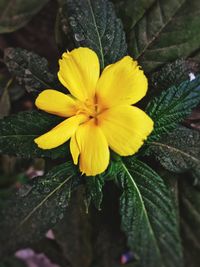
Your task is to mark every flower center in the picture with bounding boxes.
[76,95,101,119]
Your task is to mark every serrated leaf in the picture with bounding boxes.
[0,162,82,257]
[0,111,69,159]
[149,126,200,181]
[146,76,200,140]
[60,0,127,68]
[127,0,200,72]
[118,158,183,267]
[0,0,49,33]
[179,179,200,267]
[85,175,105,210]
[4,47,59,93]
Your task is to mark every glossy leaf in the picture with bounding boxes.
[118,158,183,267]
[0,111,68,159]
[146,76,200,140]
[59,0,127,68]
[85,175,105,210]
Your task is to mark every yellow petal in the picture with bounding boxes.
[96,56,148,108]
[70,135,80,165]
[34,114,87,149]
[58,47,100,101]
[35,89,77,117]
[98,105,153,156]
[75,119,110,176]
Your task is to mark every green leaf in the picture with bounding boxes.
[54,190,92,267]
[113,0,155,30]
[0,78,12,118]
[0,257,26,267]
[0,111,69,159]
[127,0,200,72]
[150,59,200,92]
[146,76,200,140]
[85,175,105,210]
[149,126,200,182]
[118,158,183,267]
[179,179,200,267]
[4,47,59,93]
[0,162,82,257]
[0,0,49,33]
[59,0,127,68]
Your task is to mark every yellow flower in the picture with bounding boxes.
[34,47,153,176]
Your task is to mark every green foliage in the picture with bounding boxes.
[0,111,69,159]
[149,126,200,182]
[150,59,199,92]
[4,48,59,93]
[113,0,155,30]
[0,0,49,33]
[54,190,92,267]
[179,179,200,267]
[118,158,183,267]
[85,175,105,210]
[59,0,127,69]
[0,162,81,257]
[121,0,200,72]
[0,257,26,267]
[146,76,200,140]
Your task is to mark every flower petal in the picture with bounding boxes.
[98,105,153,156]
[58,47,100,101]
[35,89,77,117]
[75,119,110,176]
[70,134,80,165]
[96,56,148,108]
[34,114,87,149]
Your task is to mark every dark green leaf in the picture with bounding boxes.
[4,47,59,93]
[113,0,155,30]
[85,175,105,210]
[0,162,81,257]
[146,76,200,140]
[0,110,69,159]
[127,0,200,72]
[0,257,26,267]
[179,179,200,267]
[149,126,200,182]
[0,0,49,33]
[0,79,12,118]
[54,189,92,267]
[150,59,200,92]
[118,158,183,267]
[60,0,127,68]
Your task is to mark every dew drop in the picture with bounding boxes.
[74,33,85,42]
[69,16,77,27]
[59,213,64,220]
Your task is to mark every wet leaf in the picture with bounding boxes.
[0,162,81,257]
[59,0,127,68]
[4,47,58,93]
[0,110,68,159]
[118,158,183,267]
